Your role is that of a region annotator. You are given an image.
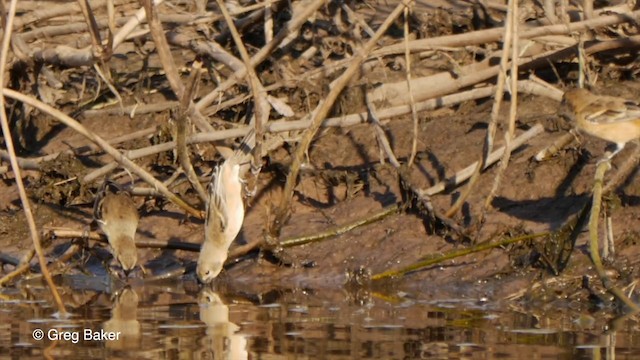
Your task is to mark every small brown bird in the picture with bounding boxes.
[561,88,640,160]
[94,181,139,274]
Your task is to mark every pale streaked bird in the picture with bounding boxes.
[94,181,139,274]
[561,88,640,161]
[197,159,245,283]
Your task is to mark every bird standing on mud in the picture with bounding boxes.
[197,130,254,284]
[94,181,139,275]
[561,88,640,161]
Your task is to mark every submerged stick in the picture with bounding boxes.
[371,232,549,280]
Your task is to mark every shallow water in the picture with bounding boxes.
[2,278,640,360]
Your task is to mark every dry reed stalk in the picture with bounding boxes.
[0,0,67,316]
[2,88,202,219]
[445,0,516,219]
[483,0,520,212]
[404,5,419,166]
[216,0,270,172]
[268,0,415,240]
[175,61,208,203]
[81,81,553,184]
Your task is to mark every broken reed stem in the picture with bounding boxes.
[444,0,515,218]
[269,0,414,240]
[589,160,640,311]
[483,0,520,213]
[215,0,269,170]
[2,88,203,219]
[176,61,208,203]
[371,232,549,280]
[0,0,67,316]
[404,5,419,166]
[141,0,183,99]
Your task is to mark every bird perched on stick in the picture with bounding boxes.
[197,131,254,283]
[560,87,640,161]
[93,181,139,275]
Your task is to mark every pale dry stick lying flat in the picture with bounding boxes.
[0,0,67,316]
[3,88,202,219]
[421,124,545,197]
[20,12,213,44]
[81,80,553,184]
[369,11,640,106]
[270,0,415,239]
[13,0,135,29]
[371,7,640,58]
[83,101,177,117]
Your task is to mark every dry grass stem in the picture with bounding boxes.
[269,0,414,240]
[0,0,67,316]
[3,88,202,219]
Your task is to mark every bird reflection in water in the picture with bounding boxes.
[198,289,248,359]
[102,287,141,350]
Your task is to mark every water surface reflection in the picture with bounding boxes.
[2,278,640,359]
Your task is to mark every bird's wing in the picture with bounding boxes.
[583,97,640,124]
[206,164,228,234]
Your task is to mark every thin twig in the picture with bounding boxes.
[3,88,203,219]
[216,0,270,171]
[175,61,208,203]
[195,0,326,112]
[0,0,67,316]
[404,5,419,166]
[269,0,414,240]
[589,160,640,311]
[483,0,520,213]
[445,0,515,218]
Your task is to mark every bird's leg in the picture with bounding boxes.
[597,143,625,165]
